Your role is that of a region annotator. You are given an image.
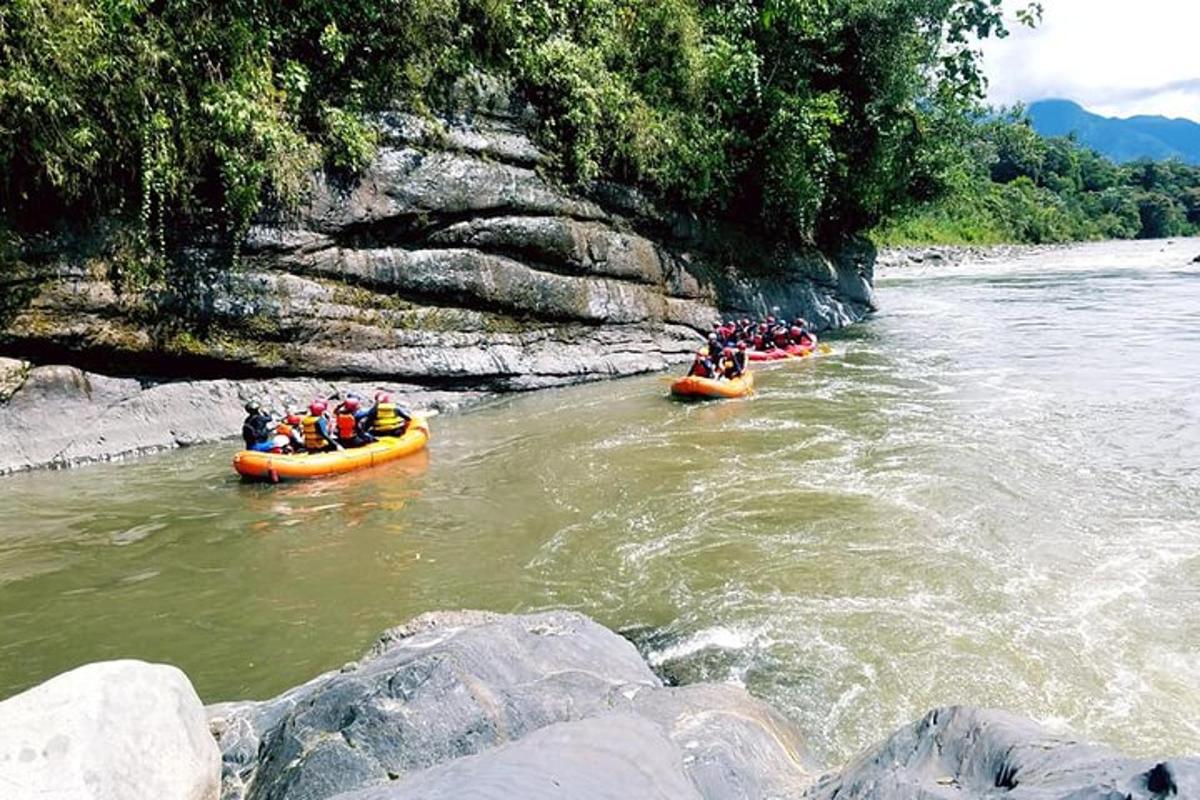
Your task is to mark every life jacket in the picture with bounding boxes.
[301,415,326,450]
[688,359,712,378]
[276,422,294,438]
[372,402,404,435]
[335,413,358,441]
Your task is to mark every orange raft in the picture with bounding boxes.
[233,417,430,482]
[669,371,755,400]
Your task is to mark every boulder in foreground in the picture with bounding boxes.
[0,659,220,800]
[803,705,1200,800]
[207,610,813,800]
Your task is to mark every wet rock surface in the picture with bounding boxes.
[206,611,813,800]
[205,610,1200,800]
[802,706,1200,800]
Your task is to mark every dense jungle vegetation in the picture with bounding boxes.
[0,0,1034,260]
[873,111,1200,245]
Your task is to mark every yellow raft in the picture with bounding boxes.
[233,417,430,482]
[670,371,755,400]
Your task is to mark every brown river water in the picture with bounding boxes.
[2,239,1199,764]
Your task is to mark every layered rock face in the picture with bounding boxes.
[0,83,874,471]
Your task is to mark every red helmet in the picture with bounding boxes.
[285,414,301,425]
[767,316,776,324]
[723,347,734,356]
[375,392,392,403]
[737,341,747,351]
[309,401,327,415]
[790,326,802,337]
[344,398,360,412]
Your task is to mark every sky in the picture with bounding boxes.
[980,0,1200,121]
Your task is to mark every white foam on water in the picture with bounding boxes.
[645,625,766,667]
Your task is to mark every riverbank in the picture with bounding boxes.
[2,611,1195,799]
[875,237,1200,279]
[874,242,1067,274]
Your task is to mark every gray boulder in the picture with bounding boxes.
[208,611,813,800]
[0,356,28,401]
[0,659,220,800]
[802,705,1200,799]
[331,714,701,800]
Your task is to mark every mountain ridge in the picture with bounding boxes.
[1028,99,1200,164]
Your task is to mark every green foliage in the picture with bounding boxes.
[1,0,1035,258]
[874,111,1200,246]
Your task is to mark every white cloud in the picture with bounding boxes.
[980,0,1200,120]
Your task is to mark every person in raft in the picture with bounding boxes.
[301,401,342,452]
[269,414,305,454]
[687,350,717,379]
[705,332,723,363]
[363,392,412,438]
[792,319,818,348]
[724,342,748,378]
[333,397,376,449]
[241,401,275,452]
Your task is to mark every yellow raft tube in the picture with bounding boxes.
[233,417,430,482]
[669,371,755,400]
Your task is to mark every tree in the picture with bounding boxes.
[1182,188,1200,225]
[1136,193,1184,239]
[984,116,1047,184]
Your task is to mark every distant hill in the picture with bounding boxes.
[1027,99,1200,165]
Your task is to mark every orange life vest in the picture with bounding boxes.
[336,413,358,441]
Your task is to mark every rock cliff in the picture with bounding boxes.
[0,81,874,472]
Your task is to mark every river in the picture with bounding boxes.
[2,239,1198,765]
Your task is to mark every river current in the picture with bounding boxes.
[2,239,1198,764]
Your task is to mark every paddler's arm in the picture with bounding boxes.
[317,416,343,450]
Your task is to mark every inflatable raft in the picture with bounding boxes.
[670,371,755,400]
[233,417,430,482]
[748,343,815,362]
